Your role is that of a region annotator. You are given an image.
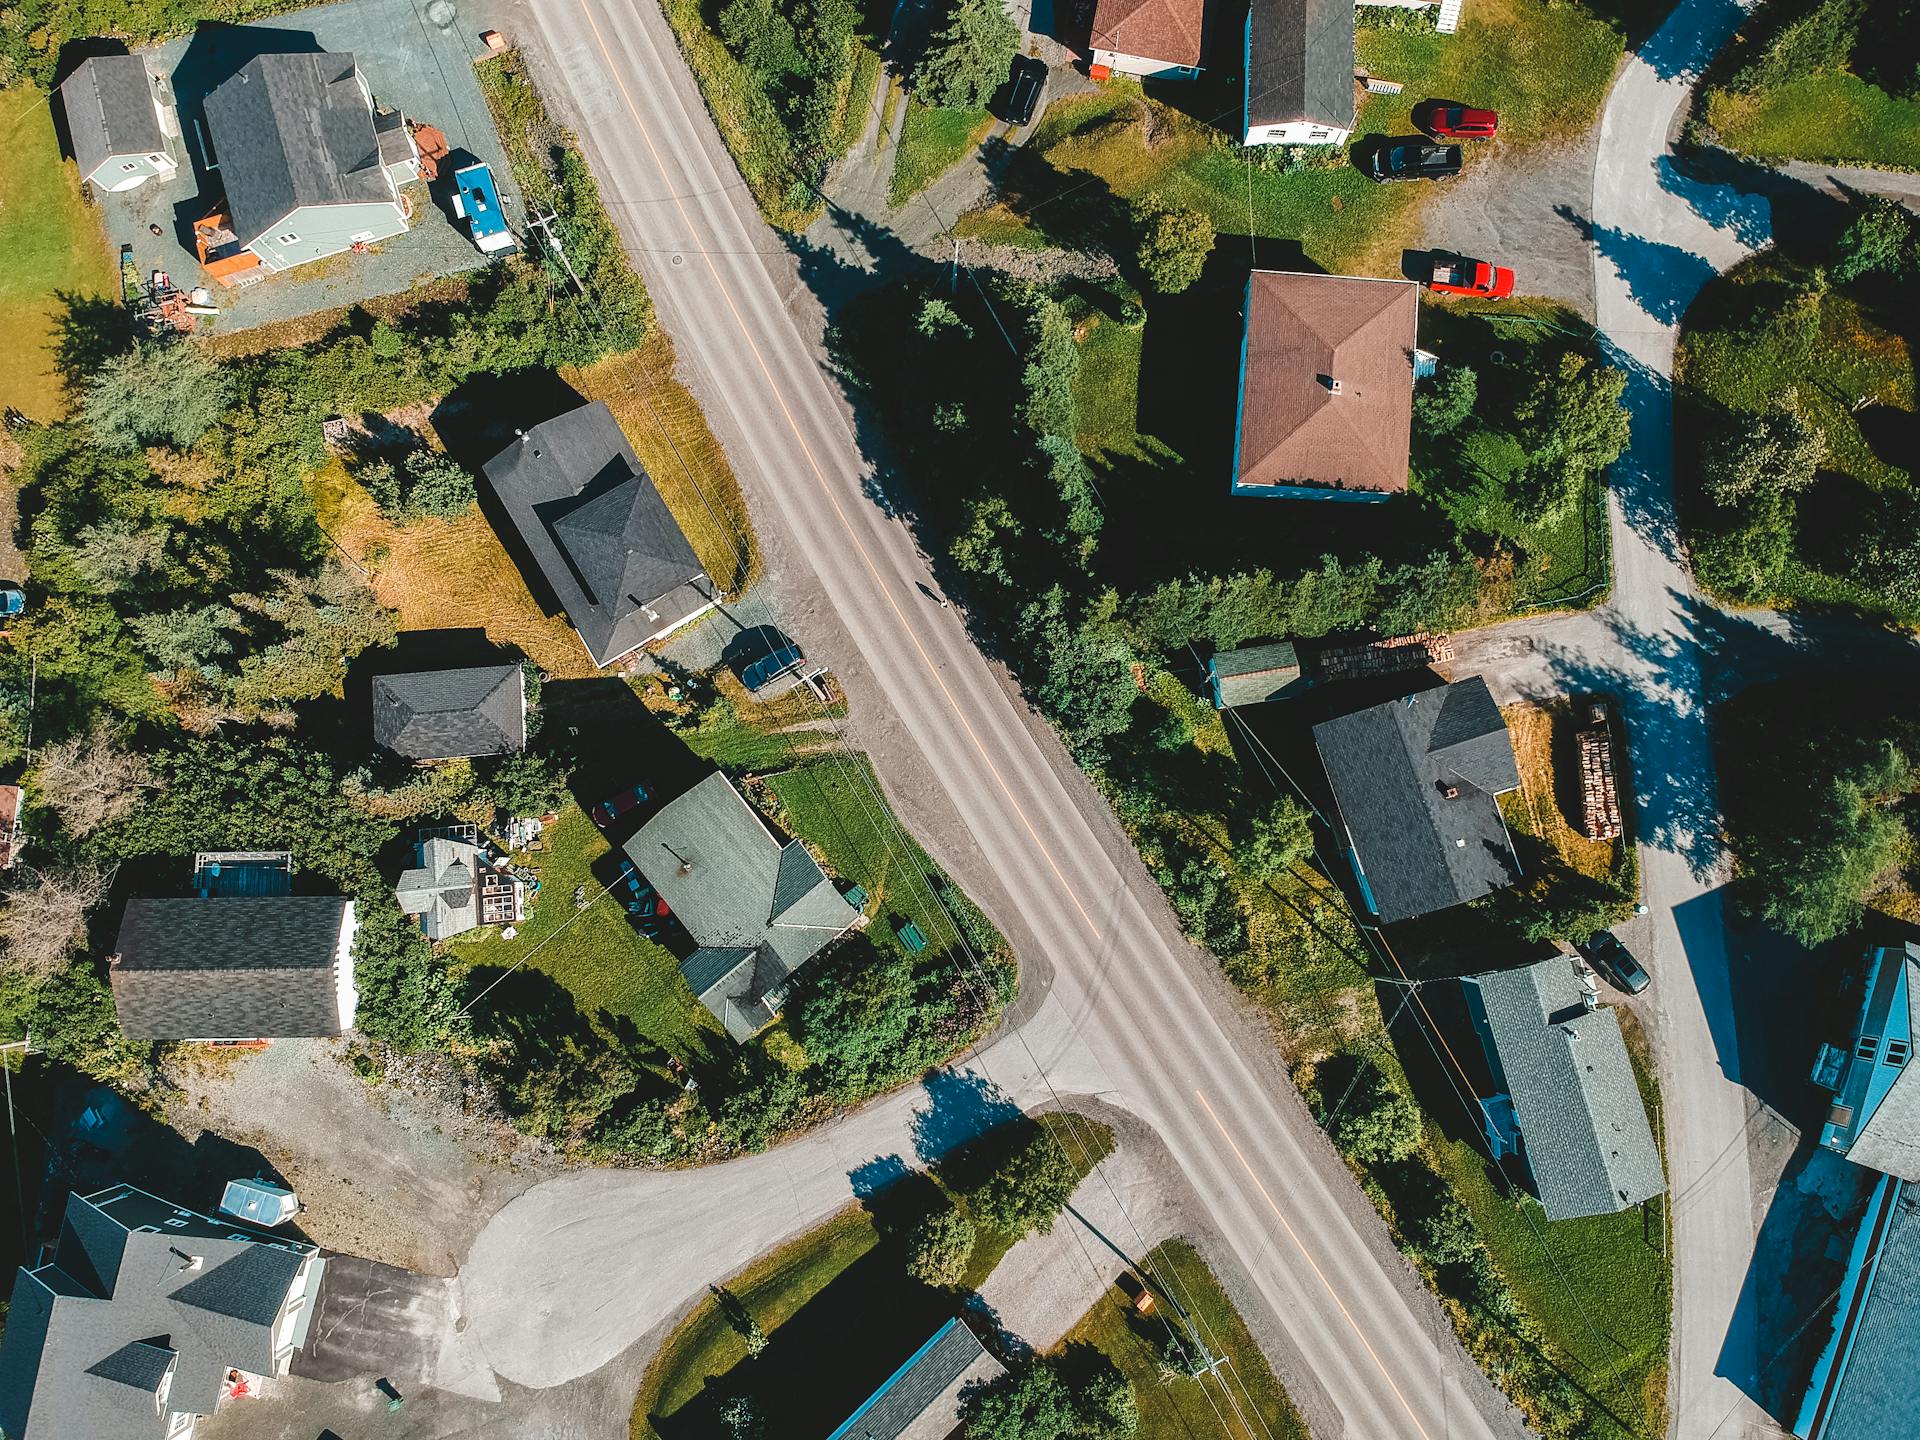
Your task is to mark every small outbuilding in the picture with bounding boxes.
[58,55,176,194]
[1209,641,1307,708]
[373,664,527,761]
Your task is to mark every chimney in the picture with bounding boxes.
[1320,374,1343,394]
[1443,785,1460,800]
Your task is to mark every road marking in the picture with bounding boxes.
[572,0,1101,942]
[1194,1089,1434,1440]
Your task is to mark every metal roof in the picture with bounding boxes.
[1463,958,1665,1220]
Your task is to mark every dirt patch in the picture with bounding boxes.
[0,471,25,585]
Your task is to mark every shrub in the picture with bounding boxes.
[906,1203,977,1287]
[1321,1057,1423,1166]
[972,1124,1078,1237]
[1832,194,1920,282]
[1131,197,1214,295]
[1699,402,1824,508]
[1413,363,1478,436]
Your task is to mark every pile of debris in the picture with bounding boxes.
[1577,701,1623,841]
[1312,632,1454,684]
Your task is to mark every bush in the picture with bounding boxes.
[1131,197,1214,295]
[1832,194,1920,283]
[1321,1056,1423,1166]
[972,1124,1078,1237]
[1413,363,1478,437]
[1699,402,1824,508]
[1232,794,1315,881]
[1729,0,1866,92]
[905,1203,976,1287]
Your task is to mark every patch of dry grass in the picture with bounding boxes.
[567,331,761,596]
[1501,698,1623,882]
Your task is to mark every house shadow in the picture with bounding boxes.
[430,368,589,471]
[540,675,712,824]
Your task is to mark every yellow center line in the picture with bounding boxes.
[1195,1089,1435,1440]
[574,0,1100,942]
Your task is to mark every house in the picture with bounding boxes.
[58,55,177,193]
[1312,676,1519,923]
[624,772,863,1041]
[1209,641,1307,708]
[1233,270,1419,500]
[1812,942,1920,1181]
[1243,0,1356,147]
[1086,0,1209,79]
[396,830,525,941]
[373,663,527,761]
[1460,956,1665,1220]
[108,854,358,1040]
[200,52,416,275]
[827,1318,1004,1440]
[1793,1171,1916,1440]
[0,1182,325,1440]
[481,403,718,667]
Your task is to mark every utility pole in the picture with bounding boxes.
[3,1032,36,1253]
[528,211,584,295]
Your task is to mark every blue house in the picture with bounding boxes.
[1813,942,1920,1179]
[1794,1172,1914,1439]
[826,1318,1002,1440]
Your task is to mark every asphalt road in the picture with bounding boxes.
[468,1,1530,1436]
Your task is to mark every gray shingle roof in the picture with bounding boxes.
[110,896,353,1039]
[1246,0,1355,131]
[202,52,396,247]
[827,1318,1003,1440]
[624,772,860,1041]
[1210,642,1305,708]
[1463,958,1665,1220]
[372,664,525,759]
[1313,677,1519,924]
[0,1185,320,1440]
[58,56,166,181]
[481,403,713,666]
[1806,1179,1920,1440]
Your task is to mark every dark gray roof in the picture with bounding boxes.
[373,664,525,759]
[58,56,166,180]
[110,896,352,1038]
[1312,677,1519,924]
[0,1185,320,1440]
[625,772,860,1042]
[1810,1180,1920,1440]
[828,1318,1003,1440]
[202,52,396,247]
[1246,0,1355,130]
[1210,641,1305,708]
[481,403,713,665]
[1463,958,1665,1220]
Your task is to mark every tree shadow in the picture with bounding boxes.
[1633,0,1753,84]
[50,292,137,390]
[909,1069,1025,1171]
[1557,203,1718,328]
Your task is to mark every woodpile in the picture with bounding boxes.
[1311,632,1453,683]
[1577,722,1623,840]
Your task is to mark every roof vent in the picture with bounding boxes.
[1454,838,1466,848]
[1443,785,1460,800]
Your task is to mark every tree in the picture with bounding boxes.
[972,1124,1077,1237]
[966,1364,1080,1440]
[1514,350,1630,505]
[69,518,169,592]
[231,562,398,711]
[1131,198,1214,295]
[29,722,156,838]
[906,1203,976,1287]
[399,447,477,519]
[1233,795,1314,880]
[951,495,1023,587]
[1412,363,1478,436]
[483,749,574,816]
[0,864,109,979]
[1322,1057,1422,1166]
[82,340,234,450]
[1017,588,1137,767]
[1699,402,1825,508]
[912,0,1020,108]
[917,297,974,339]
[128,603,241,676]
[794,943,922,1093]
[1833,194,1919,283]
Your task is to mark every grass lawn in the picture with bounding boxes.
[1702,69,1920,170]
[0,89,114,419]
[1062,1239,1312,1440]
[1073,313,1157,459]
[450,806,718,1054]
[764,755,995,961]
[1428,1014,1671,1440]
[570,331,761,595]
[890,100,994,207]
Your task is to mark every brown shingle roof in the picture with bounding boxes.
[1088,0,1208,67]
[1234,271,1419,497]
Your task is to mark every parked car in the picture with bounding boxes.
[1367,138,1463,183]
[591,783,650,828]
[0,584,23,619]
[1424,104,1499,140]
[1581,931,1651,994]
[999,55,1047,127]
[1426,252,1516,298]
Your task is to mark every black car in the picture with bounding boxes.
[1581,931,1651,994]
[1000,56,1046,127]
[1367,137,1464,182]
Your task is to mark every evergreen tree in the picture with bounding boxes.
[913,0,1020,108]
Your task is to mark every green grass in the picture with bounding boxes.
[1427,1016,1671,1439]
[1072,314,1153,457]
[836,45,886,157]
[1062,1239,1312,1440]
[449,806,717,1054]
[1703,69,1920,170]
[0,89,114,419]
[890,100,994,207]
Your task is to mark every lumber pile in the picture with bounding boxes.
[1312,632,1452,683]
[1577,722,1622,841]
